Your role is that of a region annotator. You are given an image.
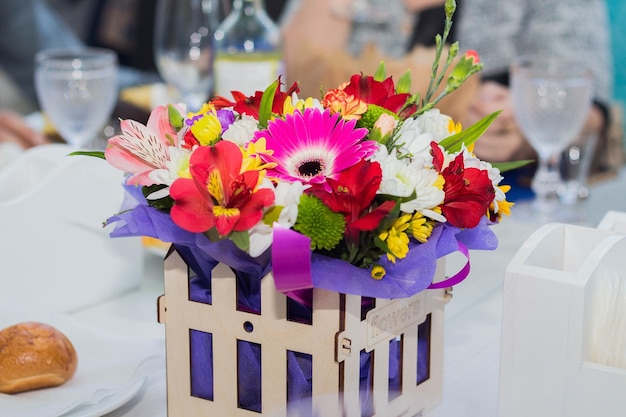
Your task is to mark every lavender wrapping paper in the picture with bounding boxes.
[108,184,498,301]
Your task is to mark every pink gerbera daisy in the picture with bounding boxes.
[253,108,376,186]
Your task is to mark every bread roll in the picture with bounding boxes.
[0,321,78,394]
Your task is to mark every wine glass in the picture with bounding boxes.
[154,0,219,112]
[34,48,118,149]
[510,57,593,214]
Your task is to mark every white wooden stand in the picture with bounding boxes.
[158,248,449,416]
[499,212,626,417]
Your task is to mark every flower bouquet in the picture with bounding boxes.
[94,55,511,302]
[76,1,522,414]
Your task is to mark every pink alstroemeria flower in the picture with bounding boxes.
[105,104,183,187]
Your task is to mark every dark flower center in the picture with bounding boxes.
[297,159,325,178]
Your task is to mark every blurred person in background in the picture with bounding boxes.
[281,0,618,200]
[457,0,616,200]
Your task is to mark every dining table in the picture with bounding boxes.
[57,167,623,417]
[3,142,625,416]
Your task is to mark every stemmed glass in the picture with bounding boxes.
[154,0,219,112]
[34,48,118,149]
[510,57,593,214]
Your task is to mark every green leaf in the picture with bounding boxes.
[396,70,412,94]
[374,62,387,81]
[439,110,501,153]
[258,79,280,128]
[229,231,250,252]
[168,104,184,131]
[142,184,174,211]
[373,236,390,254]
[263,205,283,225]
[68,150,106,159]
[492,159,535,173]
[376,191,417,205]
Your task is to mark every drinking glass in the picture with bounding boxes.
[34,48,118,149]
[510,57,593,213]
[559,133,598,204]
[154,0,219,112]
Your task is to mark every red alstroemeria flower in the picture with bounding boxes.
[431,143,495,229]
[169,140,274,236]
[212,77,299,118]
[341,74,414,116]
[308,159,396,243]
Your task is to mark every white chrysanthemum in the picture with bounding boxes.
[372,146,415,198]
[146,146,192,200]
[248,181,306,257]
[395,109,456,159]
[373,145,446,221]
[399,167,446,222]
[222,114,259,146]
[461,146,503,187]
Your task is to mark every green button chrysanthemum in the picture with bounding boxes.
[357,104,397,131]
[294,194,345,251]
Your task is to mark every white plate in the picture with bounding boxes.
[0,313,163,417]
[57,377,146,417]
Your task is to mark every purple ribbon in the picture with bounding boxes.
[271,224,314,306]
[271,224,479,302]
[427,241,470,289]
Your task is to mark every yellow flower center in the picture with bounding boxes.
[207,169,226,206]
[213,206,240,218]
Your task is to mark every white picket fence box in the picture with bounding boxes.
[158,247,450,416]
[499,211,626,417]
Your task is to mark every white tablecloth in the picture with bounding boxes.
[65,169,626,417]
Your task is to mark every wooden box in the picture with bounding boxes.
[500,214,626,417]
[158,246,450,416]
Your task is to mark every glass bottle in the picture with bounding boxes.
[212,0,284,97]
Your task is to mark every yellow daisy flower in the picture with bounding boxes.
[490,185,514,220]
[379,213,412,263]
[190,110,222,146]
[283,95,318,115]
[241,137,277,172]
[371,265,386,280]
[409,212,435,243]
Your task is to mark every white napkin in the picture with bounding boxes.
[0,142,23,170]
[0,313,164,417]
[0,144,143,313]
